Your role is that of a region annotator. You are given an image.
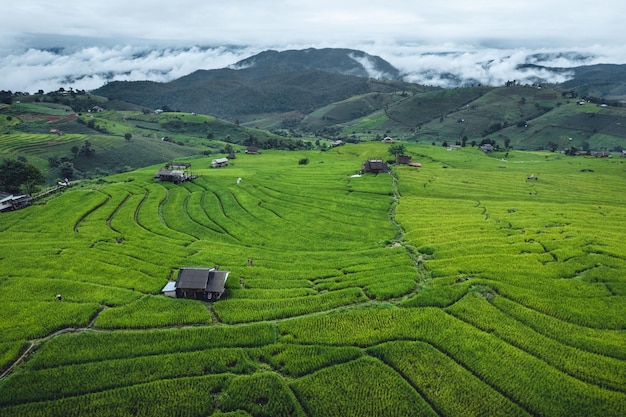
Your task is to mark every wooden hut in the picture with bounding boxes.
[164,267,230,301]
[362,159,389,174]
[211,158,229,168]
[396,155,411,165]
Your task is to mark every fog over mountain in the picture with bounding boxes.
[2,39,626,94]
[2,1,625,93]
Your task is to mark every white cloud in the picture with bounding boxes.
[1,1,625,93]
[2,42,626,94]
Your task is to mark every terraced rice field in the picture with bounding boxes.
[0,142,624,416]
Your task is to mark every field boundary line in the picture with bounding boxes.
[106,192,131,233]
[421,339,535,416]
[74,192,110,233]
[367,352,444,417]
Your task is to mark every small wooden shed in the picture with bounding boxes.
[397,155,411,165]
[166,267,230,301]
[0,192,31,212]
[362,159,389,174]
[212,158,229,168]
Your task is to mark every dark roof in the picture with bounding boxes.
[363,159,389,173]
[397,155,411,164]
[176,268,210,290]
[206,270,229,293]
[175,267,229,293]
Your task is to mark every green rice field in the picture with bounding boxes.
[0,142,624,416]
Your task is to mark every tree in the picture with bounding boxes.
[0,159,44,194]
[124,133,132,141]
[80,140,95,156]
[58,162,75,179]
[387,143,406,158]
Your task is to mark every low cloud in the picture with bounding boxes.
[2,41,626,94]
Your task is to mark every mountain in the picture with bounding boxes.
[558,64,626,102]
[231,47,401,80]
[93,48,409,119]
[515,63,626,102]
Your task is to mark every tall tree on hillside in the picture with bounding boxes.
[0,159,45,194]
[388,143,406,159]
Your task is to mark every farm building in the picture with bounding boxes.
[331,140,345,147]
[382,136,393,143]
[161,267,230,301]
[397,155,411,165]
[362,159,389,174]
[154,162,192,183]
[480,144,495,153]
[246,146,259,154]
[0,192,31,213]
[211,158,229,168]
[161,281,177,298]
[154,168,187,183]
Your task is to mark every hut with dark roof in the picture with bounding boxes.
[362,159,389,174]
[161,267,229,301]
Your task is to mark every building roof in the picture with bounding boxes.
[155,169,185,177]
[176,268,211,290]
[175,267,229,293]
[206,270,229,293]
[363,159,389,173]
[397,155,411,164]
[161,281,177,293]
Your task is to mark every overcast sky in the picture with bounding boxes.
[2,1,625,92]
[3,0,624,48]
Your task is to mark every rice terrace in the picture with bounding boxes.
[1,140,625,415]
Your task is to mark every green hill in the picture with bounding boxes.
[0,98,307,185]
[0,142,625,416]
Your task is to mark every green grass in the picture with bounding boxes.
[0,142,625,416]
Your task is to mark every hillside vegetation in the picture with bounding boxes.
[0,142,625,416]
[0,98,308,185]
[90,67,626,153]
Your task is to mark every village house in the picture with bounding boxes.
[161,267,229,301]
[362,159,389,174]
[381,136,393,143]
[396,155,423,168]
[331,140,345,147]
[154,162,192,184]
[480,144,495,153]
[396,155,411,165]
[0,192,31,213]
[211,157,229,168]
[245,146,259,154]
